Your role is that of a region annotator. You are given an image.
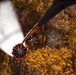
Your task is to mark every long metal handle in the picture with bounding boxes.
[22,23,39,44]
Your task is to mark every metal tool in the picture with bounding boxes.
[12,0,76,59]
